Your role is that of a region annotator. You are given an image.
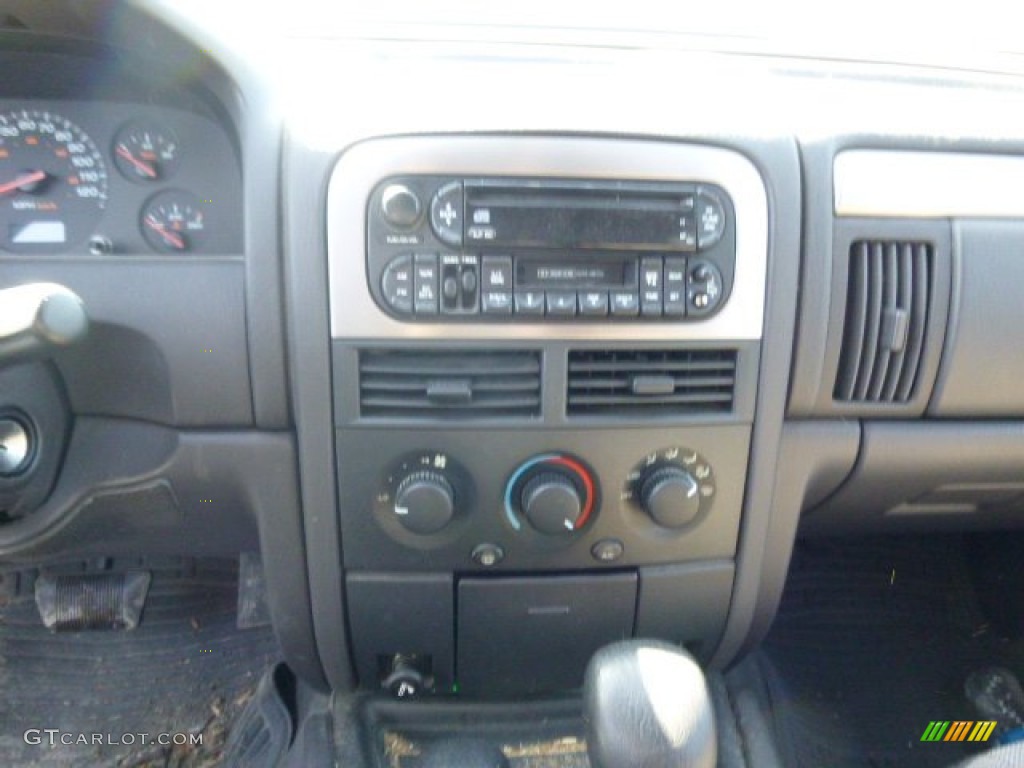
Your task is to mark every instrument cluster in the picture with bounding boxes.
[0,103,242,257]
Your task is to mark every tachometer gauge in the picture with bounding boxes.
[0,110,108,253]
[140,190,206,253]
[112,123,179,182]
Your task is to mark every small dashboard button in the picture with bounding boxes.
[547,292,577,316]
[515,291,545,315]
[430,181,463,246]
[610,291,639,316]
[414,254,439,314]
[482,291,513,314]
[640,257,664,316]
[664,257,687,316]
[481,255,513,291]
[591,539,624,563]
[696,188,726,250]
[381,254,414,314]
[579,291,609,316]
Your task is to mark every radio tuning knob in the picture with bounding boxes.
[380,183,422,228]
[393,470,455,534]
[640,466,701,529]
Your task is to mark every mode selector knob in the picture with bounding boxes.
[521,472,583,535]
[394,470,455,534]
[640,466,701,529]
[380,183,422,228]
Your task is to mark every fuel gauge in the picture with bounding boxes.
[140,190,206,253]
[113,123,179,182]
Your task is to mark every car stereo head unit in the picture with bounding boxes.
[366,176,736,322]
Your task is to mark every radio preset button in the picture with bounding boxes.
[640,257,664,316]
[664,257,687,316]
[579,291,609,316]
[696,189,726,250]
[430,182,463,246]
[515,291,545,315]
[381,255,414,314]
[610,291,639,316]
[547,292,577,316]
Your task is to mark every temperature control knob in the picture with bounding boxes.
[394,470,454,534]
[640,466,701,529]
[504,453,597,536]
[521,472,583,535]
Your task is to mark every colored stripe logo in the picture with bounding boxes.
[921,721,997,742]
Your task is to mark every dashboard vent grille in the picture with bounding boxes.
[359,349,541,419]
[834,240,932,404]
[567,349,737,416]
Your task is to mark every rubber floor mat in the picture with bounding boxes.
[757,535,1024,768]
[0,557,280,767]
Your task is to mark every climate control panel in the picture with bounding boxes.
[347,427,749,572]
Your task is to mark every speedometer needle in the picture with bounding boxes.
[0,169,47,195]
[116,145,156,178]
[144,216,185,250]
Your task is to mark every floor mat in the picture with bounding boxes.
[0,557,280,767]
[758,535,1024,768]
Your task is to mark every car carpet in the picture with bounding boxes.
[748,535,1024,768]
[0,557,279,767]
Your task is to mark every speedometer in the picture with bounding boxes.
[0,110,108,253]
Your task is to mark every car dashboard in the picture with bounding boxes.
[4,0,1024,725]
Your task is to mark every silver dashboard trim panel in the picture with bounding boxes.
[327,137,767,341]
[835,149,1024,218]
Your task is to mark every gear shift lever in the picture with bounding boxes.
[583,640,716,768]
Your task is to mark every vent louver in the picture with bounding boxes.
[567,349,737,416]
[834,240,932,404]
[359,349,541,419]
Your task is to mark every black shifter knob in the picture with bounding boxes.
[584,640,716,768]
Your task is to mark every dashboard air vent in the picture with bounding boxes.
[567,349,737,416]
[834,240,932,404]
[359,349,541,419]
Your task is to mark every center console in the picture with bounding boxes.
[327,136,768,698]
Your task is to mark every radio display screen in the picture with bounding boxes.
[464,183,697,251]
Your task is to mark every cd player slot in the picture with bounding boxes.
[465,183,696,252]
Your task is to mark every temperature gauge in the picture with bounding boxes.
[112,123,179,182]
[140,191,206,253]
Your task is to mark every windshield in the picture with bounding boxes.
[162,0,1024,77]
